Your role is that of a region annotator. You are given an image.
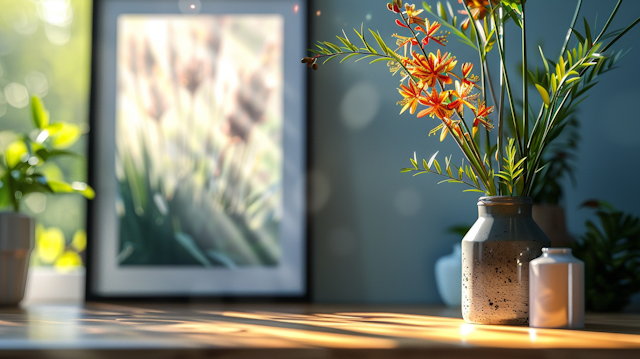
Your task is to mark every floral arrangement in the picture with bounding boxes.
[302,0,639,196]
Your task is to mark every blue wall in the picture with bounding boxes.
[308,0,640,303]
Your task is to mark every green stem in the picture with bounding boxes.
[601,16,640,53]
[442,115,494,194]
[459,5,496,192]
[559,0,583,59]
[489,2,524,161]
[521,1,529,191]
[593,0,620,45]
[497,5,505,177]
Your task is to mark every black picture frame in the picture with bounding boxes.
[86,0,308,301]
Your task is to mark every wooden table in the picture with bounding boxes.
[0,303,638,358]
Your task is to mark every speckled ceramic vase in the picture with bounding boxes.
[462,196,550,325]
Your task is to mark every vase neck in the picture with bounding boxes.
[477,196,533,217]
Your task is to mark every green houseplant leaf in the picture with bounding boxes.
[0,96,94,212]
[30,96,50,129]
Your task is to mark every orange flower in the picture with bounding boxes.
[410,50,457,88]
[395,20,447,50]
[417,88,454,120]
[458,0,499,30]
[440,117,463,141]
[471,101,494,138]
[447,80,476,113]
[461,62,478,85]
[415,18,447,46]
[397,80,423,115]
[404,3,426,27]
[387,1,401,13]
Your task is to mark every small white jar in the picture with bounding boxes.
[529,248,584,328]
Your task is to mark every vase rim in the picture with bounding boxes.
[0,212,34,219]
[478,196,533,206]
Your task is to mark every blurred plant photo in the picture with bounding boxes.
[115,15,284,266]
[0,0,92,272]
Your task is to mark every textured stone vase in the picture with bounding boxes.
[0,213,34,305]
[462,196,550,325]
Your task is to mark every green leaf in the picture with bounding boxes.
[565,76,582,84]
[503,4,522,28]
[336,35,358,51]
[19,180,53,196]
[5,140,28,169]
[322,41,342,53]
[433,159,442,174]
[427,151,439,169]
[445,156,453,177]
[315,43,331,55]
[514,157,527,169]
[47,179,75,193]
[584,17,592,46]
[354,55,374,62]
[578,41,584,58]
[322,54,339,64]
[35,148,77,162]
[437,2,448,22]
[0,175,12,209]
[401,168,414,173]
[49,123,81,149]
[31,96,49,129]
[369,29,389,55]
[571,28,586,44]
[340,53,358,63]
[539,46,550,75]
[410,158,419,169]
[71,181,95,199]
[535,84,550,106]
[463,189,486,193]
[356,24,377,54]
[438,179,463,185]
[422,2,477,50]
[369,57,390,64]
[567,49,573,66]
[470,170,479,187]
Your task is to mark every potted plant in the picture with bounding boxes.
[0,96,93,305]
[573,200,640,312]
[303,0,639,323]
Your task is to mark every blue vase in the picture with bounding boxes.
[435,243,462,307]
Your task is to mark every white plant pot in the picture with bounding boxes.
[23,267,85,304]
[0,212,34,305]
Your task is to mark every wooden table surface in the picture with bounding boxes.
[0,303,638,358]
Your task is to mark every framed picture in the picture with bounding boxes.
[86,0,308,299]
